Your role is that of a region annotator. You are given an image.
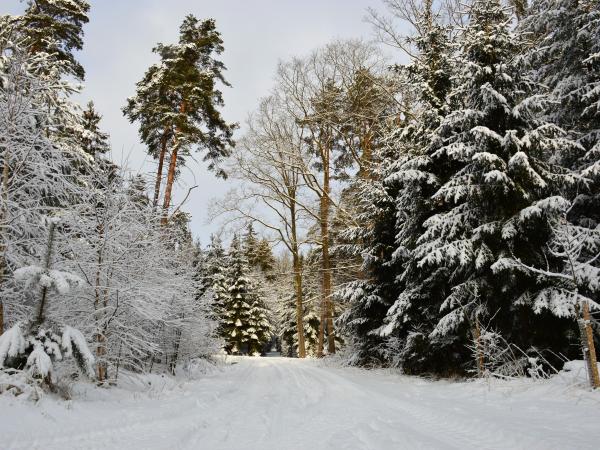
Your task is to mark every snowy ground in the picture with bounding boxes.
[1,356,600,450]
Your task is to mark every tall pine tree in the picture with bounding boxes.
[123,15,236,216]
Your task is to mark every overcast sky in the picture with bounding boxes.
[6,0,404,245]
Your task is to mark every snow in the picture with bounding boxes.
[13,266,83,294]
[25,346,52,378]
[61,326,95,377]
[517,196,570,222]
[0,323,26,366]
[1,357,600,449]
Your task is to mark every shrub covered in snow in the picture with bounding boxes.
[0,321,95,392]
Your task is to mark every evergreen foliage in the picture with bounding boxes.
[222,236,271,354]
[79,101,110,158]
[339,0,599,375]
[279,291,320,357]
[123,15,236,181]
[13,0,90,80]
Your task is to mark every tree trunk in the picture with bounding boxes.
[289,195,307,358]
[153,130,169,208]
[474,316,485,377]
[170,312,184,375]
[114,341,123,384]
[358,128,372,180]
[93,221,106,382]
[0,156,9,334]
[292,251,306,358]
[161,101,187,225]
[35,220,56,327]
[579,300,600,389]
[317,150,335,356]
[96,331,107,382]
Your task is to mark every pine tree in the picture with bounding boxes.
[122,59,175,207]
[123,15,236,218]
[303,80,345,356]
[13,0,90,80]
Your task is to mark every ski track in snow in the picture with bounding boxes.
[2,357,600,450]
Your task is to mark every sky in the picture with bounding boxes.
[6,0,401,245]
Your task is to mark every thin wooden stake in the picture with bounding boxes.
[579,301,600,389]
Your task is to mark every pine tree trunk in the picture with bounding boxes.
[162,101,186,225]
[358,128,372,180]
[35,221,56,326]
[153,130,169,208]
[579,300,600,389]
[317,148,335,356]
[0,156,9,334]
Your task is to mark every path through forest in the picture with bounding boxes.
[2,357,600,449]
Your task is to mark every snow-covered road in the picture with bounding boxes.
[2,356,600,449]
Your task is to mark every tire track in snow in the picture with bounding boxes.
[3,357,599,450]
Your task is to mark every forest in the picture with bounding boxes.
[1,0,600,448]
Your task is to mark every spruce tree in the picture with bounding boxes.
[243,223,259,267]
[399,0,581,373]
[341,6,453,368]
[79,101,110,158]
[279,291,320,357]
[521,0,600,236]
[382,8,458,373]
[203,235,229,323]
[246,292,272,355]
[222,235,256,354]
[255,239,275,279]
[521,0,599,157]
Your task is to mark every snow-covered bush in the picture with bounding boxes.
[0,217,95,394]
[0,321,95,390]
